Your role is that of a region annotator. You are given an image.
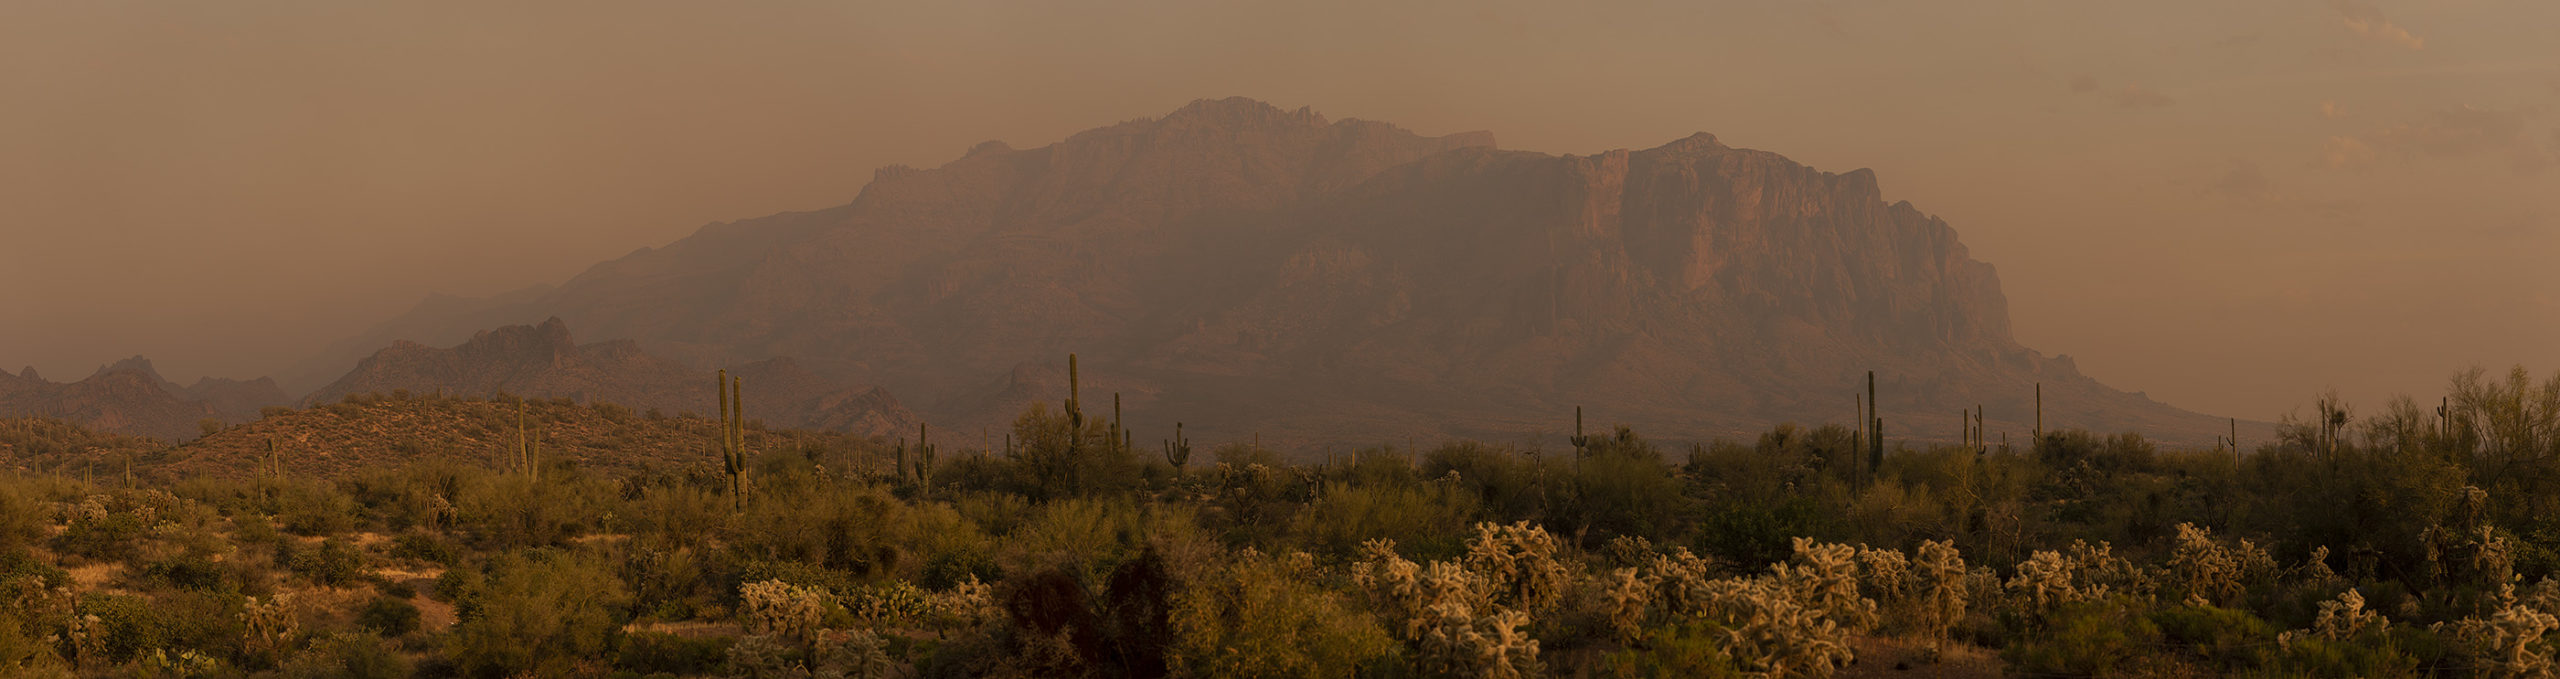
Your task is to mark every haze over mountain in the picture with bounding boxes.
[310,98,2250,450]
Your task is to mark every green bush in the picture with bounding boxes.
[2002,597,2163,677]
[1602,621,1743,678]
[616,631,732,676]
[281,632,410,679]
[445,550,633,678]
[278,538,364,586]
[390,532,461,565]
[76,591,165,664]
[357,596,421,637]
[141,551,229,592]
[2150,604,2274,670]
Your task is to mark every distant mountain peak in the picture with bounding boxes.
[91,355,163,381]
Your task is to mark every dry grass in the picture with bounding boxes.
[1837,635,2003,679]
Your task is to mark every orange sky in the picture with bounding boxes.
[2,0,2553,422]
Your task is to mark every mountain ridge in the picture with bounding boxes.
[301,97,2251,449]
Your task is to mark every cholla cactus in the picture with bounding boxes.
[809,629,896,679]
[2299,546,2342,585]
[1772,538,1877,632]
[1414,604,1543,679]
[842,581,934,630]
[2310,588,2386,640]
[1599,567,1651,644]
[1854,545,1911,605]
[740,580,828,643]
[1463,521,1572,614]
[240,594,299,665]
[1646,547,1723,615]
[930,576,1002,633]
[1693,575,1856,677]
[139,649,222,678]
[2168,523,2246,605]
[1910,540,1968,644]
[2008,550,2088,613]
[63,613,105,669]
[2437,587,2560,679]
[1352,539,1491,642]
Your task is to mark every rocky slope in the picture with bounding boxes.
[317,97,2251,449]
[306,317,920,439]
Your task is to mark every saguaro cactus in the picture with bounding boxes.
[515,398,541,481]
[913,422,937,484]
[718,370,749,511]
[1570,406,1593,455]
[1162,422,1191,469]
[1065,353,1083,452]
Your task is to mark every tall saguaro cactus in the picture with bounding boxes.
[1867,372,1882,480]
[1570,406,1593,455]
[718,370,749,511]
[1162,422,1191,469]
[1065,353,1083,453]
[913,422,937,484]
[515,398,541,481]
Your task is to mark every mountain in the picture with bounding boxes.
[318,97,2253,449]
[306,317,920,439]
[0,357,286,440]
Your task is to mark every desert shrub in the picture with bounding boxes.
[357,596,421,636]
[75,591,164,664]
[2152,604,2275,670]
[269,481,357,536]
[230,512,279,544]
[444,550,633,678]
[2268,624,2430,678]
[454,473,616,550]
[52,496,150,562]
[140,550,229,592]
[0,616,71,678]
[390,532,461,565]
[1599,620,1742,678]
[278,538,364,586]
[616,631,730,675]
[1419,441,1543,520]
[1559,432,1685,544]
[1168,548,1395,677]
[2002,596,2162,677]
[149,589,247,661]
[280,631,410,679]
[1694,497,1830,569]
[1292,481,1480,560]
[0,486,43,556]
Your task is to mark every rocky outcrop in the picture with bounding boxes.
[321,98,2243,448]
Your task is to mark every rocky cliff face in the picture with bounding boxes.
[308,318,919,438]
[320,98,2239,448]
[0,356,286,440]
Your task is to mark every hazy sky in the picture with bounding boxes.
[2,0,2553,422]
